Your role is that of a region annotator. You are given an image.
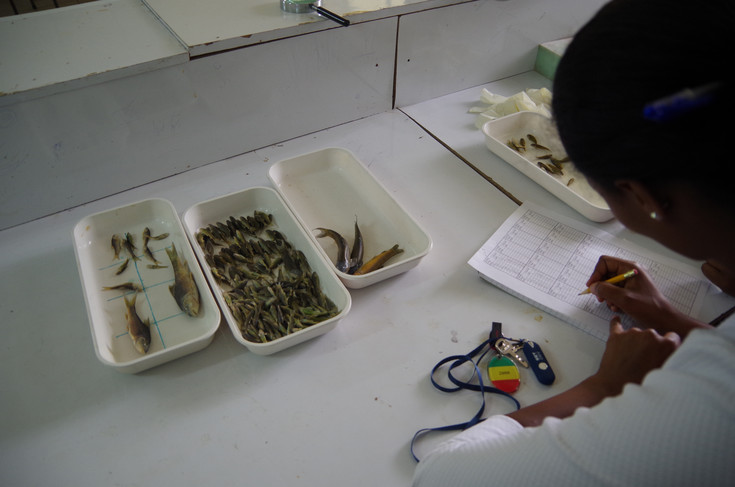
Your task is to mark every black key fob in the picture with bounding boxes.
[522,341,555,385]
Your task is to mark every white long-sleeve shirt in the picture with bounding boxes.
[413,317,735,486]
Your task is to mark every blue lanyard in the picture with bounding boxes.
[411,335,521,462]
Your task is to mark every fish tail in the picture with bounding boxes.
[165,242,178,263]
[123,293,137,308]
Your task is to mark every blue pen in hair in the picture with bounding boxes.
[643,82,721,122]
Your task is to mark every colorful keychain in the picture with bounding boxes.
[487,355,521,393]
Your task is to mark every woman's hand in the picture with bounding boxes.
[508,318,681,427]
[586,318,681,397]
[587,256,710,337]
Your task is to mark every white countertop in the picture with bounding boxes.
[2,73,732,486]
[0,0,471,102]
[0,0,188,103]
[146,0,473,56]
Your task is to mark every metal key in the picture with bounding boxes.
[494,338,528,368]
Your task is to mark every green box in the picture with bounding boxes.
[535,38,571,80]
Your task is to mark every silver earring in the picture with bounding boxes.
[650,211,660,221]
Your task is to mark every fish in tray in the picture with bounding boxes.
[142,227,169,265]
[314,219,402,275]
[102,282,143,292]
[353,244,403,276]
[195,211,340,343]
[348,219,364,274]
[124,293,151,354]
[314,227,351,273]
[122,232,141,261]
[166,242,201,317]
[111,234,124,260]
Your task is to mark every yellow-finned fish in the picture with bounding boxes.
[165,242,201,317]
[124,293,151,354]
[353,244,403,275]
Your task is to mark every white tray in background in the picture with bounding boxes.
[482,112,613,222]
[182,187,351,355]
[73,198,220,374]
[268,147,433,288]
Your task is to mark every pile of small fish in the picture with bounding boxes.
[111,228,170,275]
[507,133,574,186]
[195,211,340,343]
[105,227,201,355]
[315,219,403,275]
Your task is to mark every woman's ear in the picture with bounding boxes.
[614,179,667,221]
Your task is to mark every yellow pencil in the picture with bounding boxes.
[578,269,638,295]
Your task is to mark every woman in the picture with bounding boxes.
[413,0,735,484]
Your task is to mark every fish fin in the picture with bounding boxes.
[123,293,137,307]
[165,242,178,263]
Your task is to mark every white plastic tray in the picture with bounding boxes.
[482,112,613,222]
[182,187,351,355]
[268,147,433,288]
[72,198,220,374]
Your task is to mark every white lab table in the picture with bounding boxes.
[144,0,473,56]
[0,0,189,103]
[401,70,735,269]
[1,74,731,486]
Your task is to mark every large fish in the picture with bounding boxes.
[353,244,403,275]
[165,242,201,317]
[123,293,151,354]
[314,227,350,273]
[347,218,364,274]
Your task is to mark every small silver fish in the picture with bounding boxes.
[165,242,201,317]
[115,258,130,275]
[102,282,143,292]
[111,234,124,260]
[143,227,169,242]
[123,293,151,354]
[143,244,161,265]
[141,228,163,264]
[348,218,364,274]
[314,228,351,273]
[123,233,140,261]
